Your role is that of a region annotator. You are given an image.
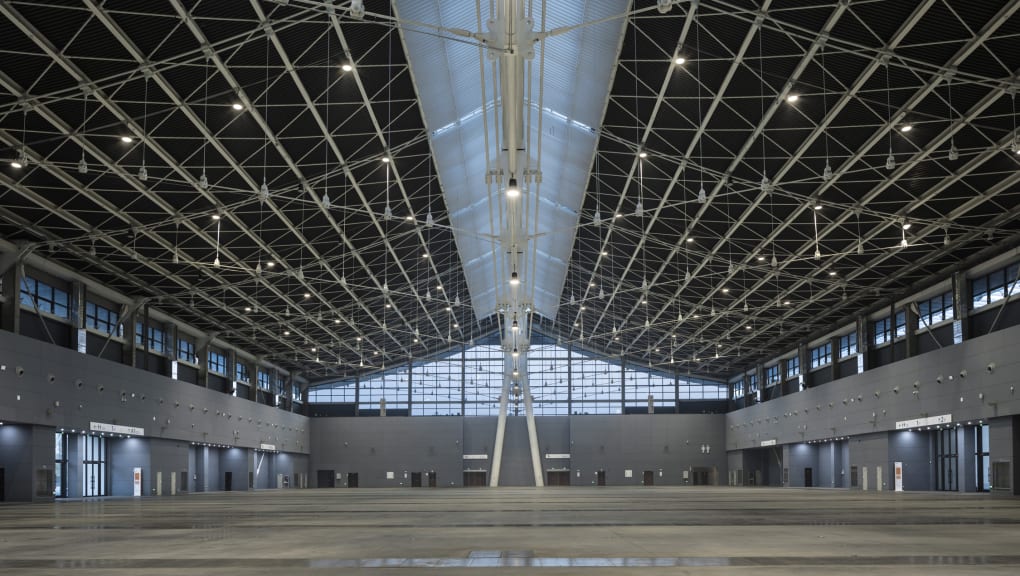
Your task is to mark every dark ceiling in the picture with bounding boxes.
[1,0,1018,382]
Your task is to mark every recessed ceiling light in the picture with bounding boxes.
[267,261,275,268]
[422,253,429,258]
[10,160,22,169]
[436,284,443,290]
[674,56,686,65]
[746,325,752,330]
[900,124,913,132]
[686,238,694,243]
[121,135,133,143]
[283,330,290,336]
[334,319,340,324]
[232,103,243,111]
[244,306,251,312]
[453,323,459,328]
[786,94,799,103]
[828,271,837,276]
[601,250,609,256]
[341,63,353,72]
[722,288,729,293]
[757,256,765,261]
[304,293,311,299]
[784,300,791,305]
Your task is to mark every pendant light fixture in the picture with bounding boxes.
[138,70,149,182]
[199,53,210,190]
[758,18,771,194]
[696,9,708,204]
[820,41,833,181]
[884,55,895,170]
[78,88,88,174]
[213,213,222,267]
[947,73,959,161]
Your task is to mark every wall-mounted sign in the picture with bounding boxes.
[132,467,142,497]
[90,421,144,436]
[259,443,277,451]
[895,413,952,430]
[462,454,489,460]
[894,461,904,492]
[544,453,570,459]
[760,439,777,447]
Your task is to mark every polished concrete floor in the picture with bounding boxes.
[1,487,1018,575]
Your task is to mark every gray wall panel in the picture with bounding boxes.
[726,323,1020,451]
[309,417,463,487]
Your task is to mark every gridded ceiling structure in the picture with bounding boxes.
[0,0,1018,383]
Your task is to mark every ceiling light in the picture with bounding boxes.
[334,319,341,324]
[283,330,290,336]
[756,256,765,262]
[900,124,912,132]
[638,151,647,159]
[244,306,251,312]
[422,253,429,258]
[267,261,275,268]
[902,221,911,230]
[511,318,519,332]
[232,103,243,111]
[828,271,837,276]
[786,94,799,103]
[674,56,685,65]
[512,347,519,358]
[121,135,133,143]
[509,270,520,286]
[813,202,822,211]
[10,160,22,169]
[686,238,694,243]
[506,178,520,198]
[341,63,353,72]
[381,156,390,163]
[349,0,365,19]
[453,323,458,328]
[784,300,790,305]
[304,293,311,299]
[722,288,729,293]
[212,214,221,220]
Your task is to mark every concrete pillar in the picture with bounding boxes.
[904,303,919,359]
[798,343,810,389]
[1,256,23,334]
[829,336,839,383]
[953,271,970,342]
[857,315,870,372]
